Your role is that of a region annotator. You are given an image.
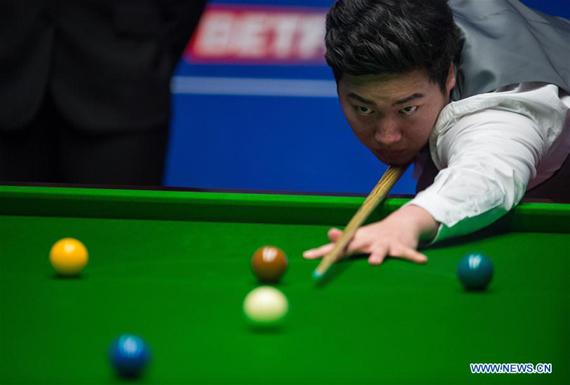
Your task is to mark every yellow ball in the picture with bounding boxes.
[49,238,89,276]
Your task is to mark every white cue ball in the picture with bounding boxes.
[243,286,289,325]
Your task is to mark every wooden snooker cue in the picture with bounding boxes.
[313,164,409,280]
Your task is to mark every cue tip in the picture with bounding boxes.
[312,269,324,281]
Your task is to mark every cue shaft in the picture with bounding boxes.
[314,165,409,278]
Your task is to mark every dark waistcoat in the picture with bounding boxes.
[451,0,570,100]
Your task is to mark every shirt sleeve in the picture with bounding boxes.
[407,108,545,243]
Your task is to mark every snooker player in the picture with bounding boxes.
[303,0,570,265]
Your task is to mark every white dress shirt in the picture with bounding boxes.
[408,83,570,242]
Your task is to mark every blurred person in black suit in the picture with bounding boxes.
[0,0,207,185]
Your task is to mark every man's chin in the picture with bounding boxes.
[375,151,415,166]
[385,159,411,166]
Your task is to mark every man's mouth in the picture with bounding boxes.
[372,148,412,165]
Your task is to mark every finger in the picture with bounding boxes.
[327,228,343,242]
[388,246,428,264]
[328,227,360,258]
[302,243,335,259]
[342,228,373,256]
[368,248,389,265]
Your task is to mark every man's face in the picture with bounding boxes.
[337,69,455,165]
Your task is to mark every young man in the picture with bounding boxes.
[303,0,570,265]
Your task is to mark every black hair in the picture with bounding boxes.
[325,0,461,92]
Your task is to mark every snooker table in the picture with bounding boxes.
[0,185,569,385]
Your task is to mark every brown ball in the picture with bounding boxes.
[251,246,288,283]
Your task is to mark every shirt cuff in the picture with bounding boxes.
[404,191,509,244]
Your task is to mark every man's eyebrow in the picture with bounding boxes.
[393,93,425,105]
[348,93,374,105]
[348,92,425,106]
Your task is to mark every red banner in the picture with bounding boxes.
[184,4,327,65]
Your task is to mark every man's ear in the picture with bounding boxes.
[446,62,456,94]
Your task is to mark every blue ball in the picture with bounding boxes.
[109,334,150,378]
[457,253,494,290]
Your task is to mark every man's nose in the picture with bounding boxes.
[374,119,402,146]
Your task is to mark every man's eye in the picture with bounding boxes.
[355,106,373,115]
[400,106,418,116]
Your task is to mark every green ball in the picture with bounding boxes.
[458,253,494,290]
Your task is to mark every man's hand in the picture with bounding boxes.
[302,205,438,265]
